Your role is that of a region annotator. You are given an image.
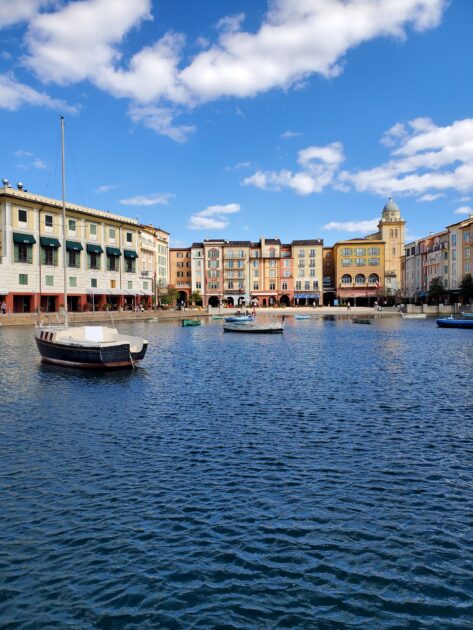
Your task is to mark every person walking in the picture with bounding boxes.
[346,301,351,311]
[1,300,6,315]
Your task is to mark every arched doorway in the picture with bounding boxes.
[208,295,220,307]
[237,296,246,306]
[226,296,234,307]
[280,294,290,305]
[178,290,188,306]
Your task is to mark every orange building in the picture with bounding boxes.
[169,247,192,304]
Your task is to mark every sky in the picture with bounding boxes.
[1,0,472,247]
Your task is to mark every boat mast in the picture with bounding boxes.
[61,115,68,324]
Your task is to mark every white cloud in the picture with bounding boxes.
[128,104,195,143]
[419,192,445,202]
[0,73,76,112]
[14,149,33,157]
[0,0,53,28]
[243,142,344,195]
[187,203,240,230]
[32,158,46,169]
[341,117,473,197]
[281,130,301,139]
[95,184,119,193]
[453,206,472,215]
[120,193,175,206]
[323,219,379,234]
[225,161,251,172]
[16,0,447,139]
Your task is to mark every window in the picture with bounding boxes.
[342,248,352,256]
[368,258,380,266]
[304,281,310,290]
[41,247,58,266]
[196,282,202,289]
[298,260,305,268]
[125,258,136,273]
[45,275,53,287]
[368,274,379,285]
[110,279,116,289]
[465,247,471,259]
[177,262,183,268]
[18,209,27,223]
[45,214,53,228]
[69,277,77,288]
[228,281,234,290]
[176,252,183,258]
[126,232,132,243]
[283,270,291,278]
[209,282,219,289]
[451,233,457,246]
[355,248,365,256]
[283,259,290,268]
[14,243,32,264]
[310,268,316,277]
[91,278,97,288]
[89,223,97,237]
[227,260,234,268]
[143,282,148,290]
[107,255,118,272]
[355,258,365,266]
[19,274,28,285]
[295,281,302,290]
[187,272,191,277]
[186,252,191,258]
[68,250,80,268]
[109,227,116,240]
[269,270,276,278]
[209,270,219,278]
[269,248,276,258]
[253,282,259,290]
[464,232,470,242]
[209,260,219,269]
[309,249,316,257]
[208,248,219,259]
[313,281,318,290]
[68,219,76,232]
[466,261,471,273]
[298,250,305,258]
[282,282,288,290]
[88,253,100,270]
[341,274,352,284]
[452,250,457,261]
[309,260,315,267]
[269,282,276,290]
[253,251,260,258]
[392,247,396,256]
[341,259,352,267]
[253,269,259,278]
[177,271,183,277]
[355,274,366,284]
[128,281,133,289]
[252,259,259,268]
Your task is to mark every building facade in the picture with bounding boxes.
[0,185,167,312]
[169,247,192,304]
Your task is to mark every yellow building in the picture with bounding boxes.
[291,239,324,305]
[333,238,385,306]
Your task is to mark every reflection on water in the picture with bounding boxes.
[1,316,473,628]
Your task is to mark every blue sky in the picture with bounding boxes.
[1,0,472,246]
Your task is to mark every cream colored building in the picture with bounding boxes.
[0,184,167,312]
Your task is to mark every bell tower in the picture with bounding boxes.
[378,198,406,294]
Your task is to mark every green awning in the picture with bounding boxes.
[40,236,61,248]
[66,240,83,251]
[86,243,104,254]
[13,232,36,245]
[106,247,122,257]
[124,249,138,259]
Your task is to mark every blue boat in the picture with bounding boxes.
[224,315,253,323]
[437,317,473,329]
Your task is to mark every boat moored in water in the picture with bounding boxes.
[35,325,148,368]
[401,313,427,319]
[294,314,311,320]
[223,320,284,334]
[224,315,253,323]
[352,317,372,324]
[182,318,201,326]
[436,317,473,329]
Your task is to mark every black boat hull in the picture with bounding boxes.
[35,337,148,369]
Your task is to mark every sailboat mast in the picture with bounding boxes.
[61,116,68,320]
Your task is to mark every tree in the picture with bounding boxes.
[190,290,202,306]
[161,287,179,307]
[155,277,167,306]
[459,273,473,304]
[429,276,445,305]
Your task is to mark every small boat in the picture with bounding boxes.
[352,317,372,324]
[401,313,427,319]
[460,312,473,317]
[223,321,284,333]
[182,318,201,327]
[35,325,147,368]
[224,315,253,323]
[212,315,224,320]
[437,317,473,329]
[295,315,311,320]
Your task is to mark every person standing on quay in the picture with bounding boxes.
[1,300,6,315]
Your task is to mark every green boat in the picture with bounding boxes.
[182,318,201,327]
[212,315,224,320]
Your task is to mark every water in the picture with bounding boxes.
[1,316,472,628]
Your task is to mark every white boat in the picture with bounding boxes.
[294,314,311,320]
[401,313,427,319]
[223,320,284,334]
[460,312,473,318]
[34,117,148,369]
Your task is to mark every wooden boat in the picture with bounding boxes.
[223,321,284,334]
[182,318,201,326]
[401,313,427,319]
[35,325,147,368]
[224,315,253,323]
[352,317,372,324]
[295,314,311,320]
[34,118,148,369]
[437,317,473,329]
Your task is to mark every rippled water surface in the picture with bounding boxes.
[1,315,473,628]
